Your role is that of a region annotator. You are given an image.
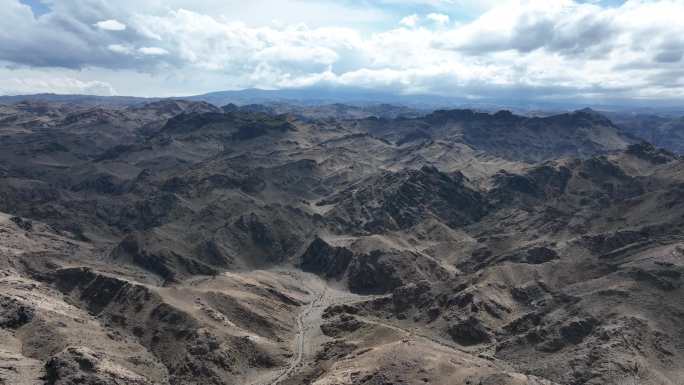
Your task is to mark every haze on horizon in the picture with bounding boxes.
[1,0,683,105]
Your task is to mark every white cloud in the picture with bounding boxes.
[138,47,169,56]
[254,45,339,66]
[107,44,133,55]
[400,14,420,28]
[94,19,126,31]
[2,0,684,101]
[0,74,117,96]
[426,13,450,26]
[379,0,499,12]
[132,9,363,72]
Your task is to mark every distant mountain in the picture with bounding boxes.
[361,108,636,163]
[3,88,684,118]
[0,93,156,107]
[186,87,469,108]
[607,112,684,154]
[0,88,464,109]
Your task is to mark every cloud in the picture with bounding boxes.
[1,0,684,102]
[426,13,449,26]
[654,50,683,64]
[436,1,617,56]
[94,19,126,31]
[436,0,684,62]
[400,14,420,27]
[107,44,133,55]
[131,9,363,74]
[0,74,117,96]
[0,1,162,69]
[378,0,500,14]
[138,47,169,55]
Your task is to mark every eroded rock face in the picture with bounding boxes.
[447,317,491,346]
[490,165,572,205]
[534,317,599,353]
[626,142,677,164]
[559,318,597,344]
[524,247,560,264]
[320,314,364,338]
[0,295,34,328]
[581,230,652,256]
[347,252,400,294]
[323,166,489,234]
[110,234,218,283]
[346,250,426,295]
[9,216,33,231]
[627,268,682,291]
[49,267,283,385]
[300,238,451,296]
[45,347,153,385]
[391,281,432,313]
[299,237,353,278]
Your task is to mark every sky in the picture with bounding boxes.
[1,0,683,103]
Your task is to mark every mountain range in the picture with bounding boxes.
[0,97,683,385]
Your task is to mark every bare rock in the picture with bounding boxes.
[448,317,491,346]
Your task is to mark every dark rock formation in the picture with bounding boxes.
[45,347,153,385]
[299,237,353,278]
[447,317,491,345]
[9,216,33,231]
[0,295,34,328]
[324,166,489,233]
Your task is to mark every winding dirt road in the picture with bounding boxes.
[255,270,487,385]
[269,285,326,385]
[254,271,381,385]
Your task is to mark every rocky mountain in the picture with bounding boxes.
[608,112,684,154]
[0,99,682,385]
[0,93,156,107]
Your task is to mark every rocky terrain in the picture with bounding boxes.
[607,112,684,154]
[1,98,683,385]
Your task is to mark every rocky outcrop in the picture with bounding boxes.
[9,216,33,231]
[535,317,598,353]
[0,295,34,328]
[320,314,364,338]
[626,142,677,164]
[299,237,353,278]
[110,234,218,283]
[323,166,489,233]
[489,165,571,205]
[347,250,430,294]
[391,281,432,313]
[51,268,279,385]
[45,346,153,385]
[447,317,491,345]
